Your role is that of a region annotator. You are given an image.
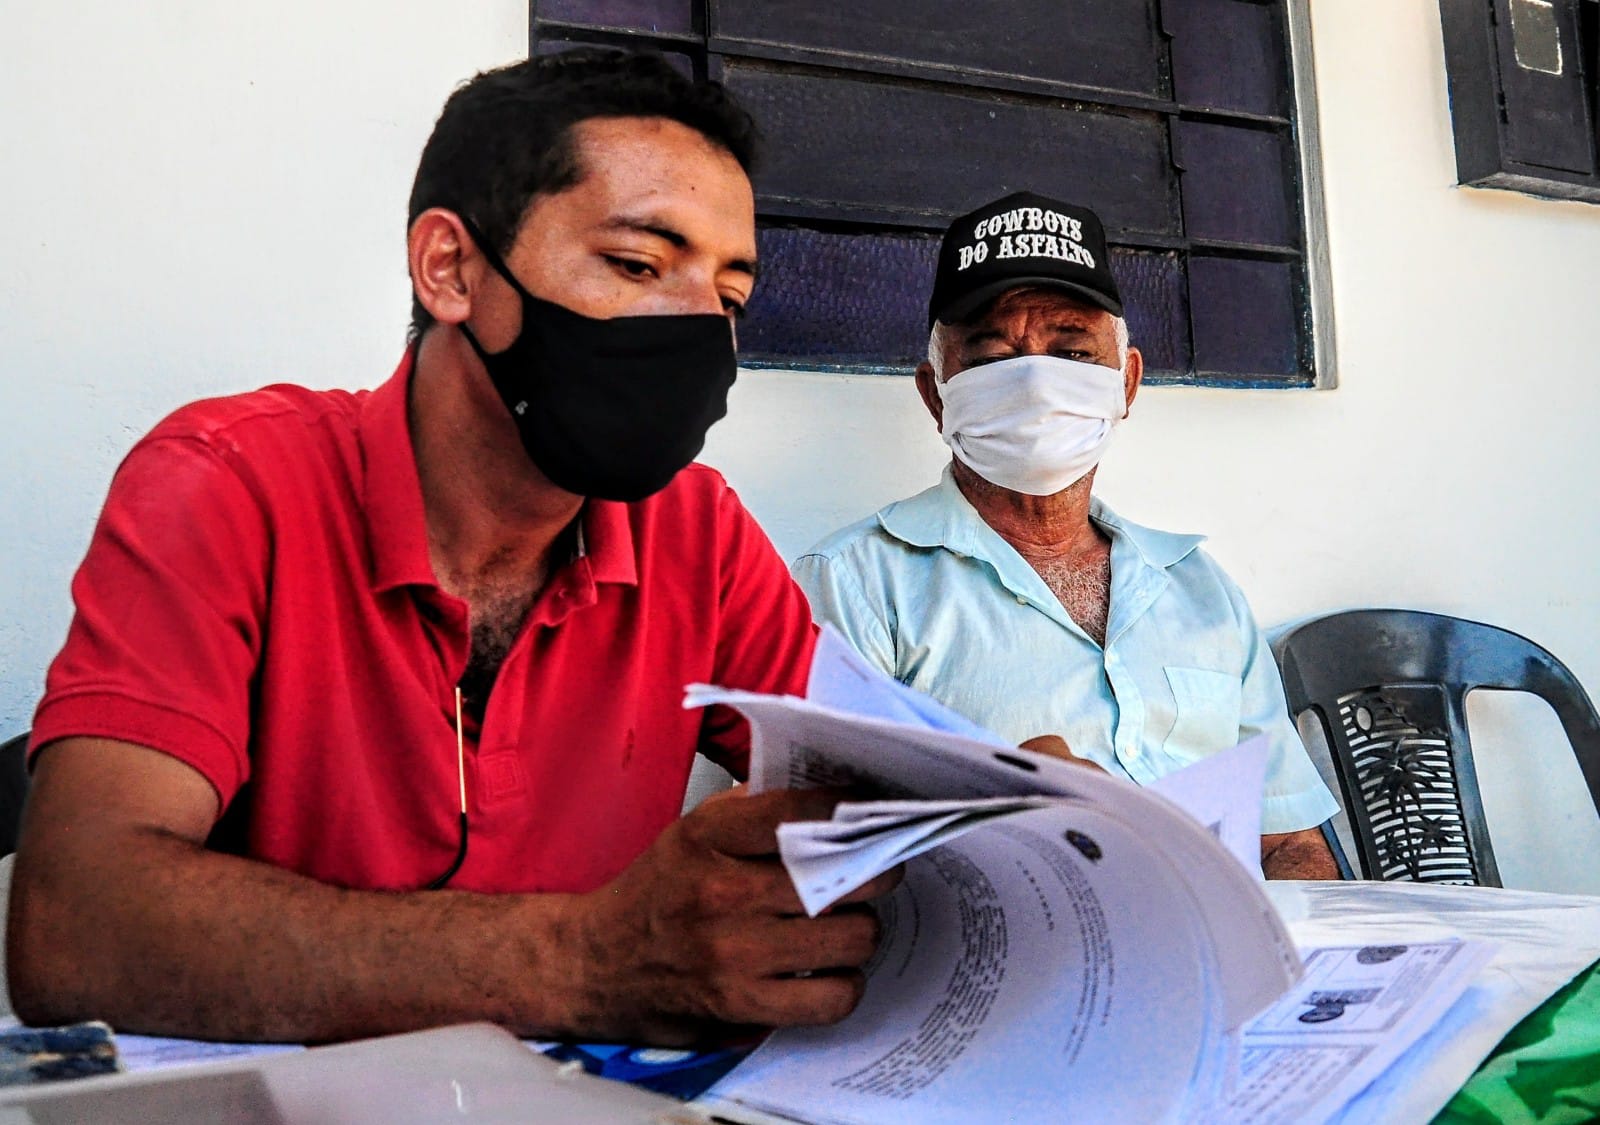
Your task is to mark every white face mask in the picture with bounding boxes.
[935,353,1126,497]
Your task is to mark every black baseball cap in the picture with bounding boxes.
[927,191,1122,327]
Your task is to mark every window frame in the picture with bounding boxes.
[530,0,1338,389]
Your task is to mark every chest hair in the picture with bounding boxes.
[455,572,546,720]
[442,526,575,719]
[1027,550,1113,647]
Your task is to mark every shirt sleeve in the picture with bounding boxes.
[791,549,897,677]
[696,483,819,779]
[1223,574,1340,835]
[30,432,269,809]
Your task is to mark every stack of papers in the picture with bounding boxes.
[686,629,1493,1125]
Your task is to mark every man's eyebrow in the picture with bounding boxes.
[961,328,1010,348]
[606,216,688,247]
[602,216,759,278]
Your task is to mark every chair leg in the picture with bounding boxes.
[1320,818,1356,880]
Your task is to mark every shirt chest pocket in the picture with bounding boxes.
[1161,666,1242,761]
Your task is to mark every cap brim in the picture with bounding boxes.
[933,277,1123,326]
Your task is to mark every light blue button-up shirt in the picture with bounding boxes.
[792,468,1337,835]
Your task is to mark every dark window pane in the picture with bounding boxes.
[1188,256,1303,377]
[1176,120,1298,247]
[712,0,1166,99]
[1110,249,1190,375]
[726,61,1179,237]
[1166,0,1289,117]
[534,0,693,34]
[740,226,940,368]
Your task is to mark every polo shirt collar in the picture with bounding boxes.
[359,350,640,595]
[580,499,639,586]
[361,350,436,594]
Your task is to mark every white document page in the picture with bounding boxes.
[684,683,1299,1033]
[1270,880,1600,1125]
[714,803,1228,1125]
[1211,939,1494,1125]
[776,796,1053,916]
[114,1035,304,1073]
[1147,736,1267,877]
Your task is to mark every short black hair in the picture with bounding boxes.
[406,48,760,340]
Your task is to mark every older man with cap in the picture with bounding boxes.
[793,191,1340,879]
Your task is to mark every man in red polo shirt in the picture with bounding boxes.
[9,49,894,1046]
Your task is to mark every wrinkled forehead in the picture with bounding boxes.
[940,285,1118,357]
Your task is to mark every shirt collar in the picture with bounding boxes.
[580,498,639,586]
[358,351,639,594]
[1088,498,1205,569]
[876,465,1205,573]
[360,349,436,594]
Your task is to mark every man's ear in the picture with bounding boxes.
[915,362,945,433]
[408,208,477,328]
[1121,346,1144,419]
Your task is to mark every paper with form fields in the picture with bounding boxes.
[1212,939,1494,1124]
[686,628,1490,1125]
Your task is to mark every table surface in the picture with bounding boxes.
[2,874,1597,1123]
[1263,880,1600,1125]
[1434,956,1600,1124]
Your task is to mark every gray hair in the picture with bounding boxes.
[927,313,1129,380]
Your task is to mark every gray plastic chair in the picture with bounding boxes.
[1272,610,1600,886]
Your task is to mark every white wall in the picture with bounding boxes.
[3,1,1597,889]
[0,1,528,733]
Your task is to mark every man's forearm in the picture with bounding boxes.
[1260,826,1341,880]
[11,739,893,1046]
[8,828,583,1042]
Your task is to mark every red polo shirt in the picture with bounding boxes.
[32,352,816,894]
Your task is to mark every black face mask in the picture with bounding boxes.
[456,216,738,502]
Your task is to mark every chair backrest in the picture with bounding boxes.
[1272,610,1600,886]
[0,733,30,856]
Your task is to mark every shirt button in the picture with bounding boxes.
[1015,595,1027,605]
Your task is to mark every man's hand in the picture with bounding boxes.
[1018,734,1107,773]
[569,788,900,1045]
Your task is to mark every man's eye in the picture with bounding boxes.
[722,298,747,320]
[967,355,1008,367]
[604,255,657,278]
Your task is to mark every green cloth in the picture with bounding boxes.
[1433,959,1600,1125]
